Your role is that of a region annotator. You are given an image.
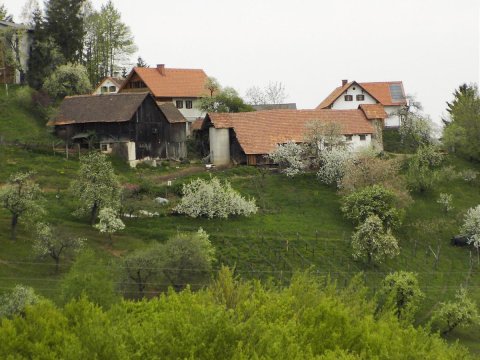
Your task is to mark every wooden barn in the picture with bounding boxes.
[47,93,187,165]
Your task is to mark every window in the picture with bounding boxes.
[356,94,365,101]
[100,144,109,152]
[109,86,116,92]
[359,134,366,141]
[185,100,193,109]
[101,86,107,93]
[345,135,353,141]
[176,100,184,109]
[344,95,353,101]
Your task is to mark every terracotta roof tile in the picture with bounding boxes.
[359,104,387,119]
[122,67,209,98]
[207,109,375,155]
[317,81,407,108]
[191,118,205,131]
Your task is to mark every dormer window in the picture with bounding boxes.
[356,94,365,101]
[344,95,353,101]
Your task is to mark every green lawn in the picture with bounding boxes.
[1,86,480,354]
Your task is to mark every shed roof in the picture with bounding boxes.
[121,66,210,98]
[358,104,387,119]
[157,102,187,123]
[206,109,375,155]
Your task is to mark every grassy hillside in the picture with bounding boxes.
[1,87,480,353]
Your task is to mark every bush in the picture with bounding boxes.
[317,147,351,187]
[0,285,40,318]
[268,141,306,177]
[42,63,92,99]
[341,185,403,230]
[174,177,257,218]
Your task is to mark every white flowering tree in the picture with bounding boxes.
[0,171,43,240]
[95,207,125,244]
[351,215,400,265]
[34,223,85,273]
[461,205,480,262]
[0,285,40,319]
[268,141,306,177]
[317,147,351,187]
[437,193,454,213]
[70,152,121,224]
[174,177,257,219]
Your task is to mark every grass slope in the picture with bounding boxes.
[1,87,480,353]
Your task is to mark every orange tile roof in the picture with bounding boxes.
[207,109,375,155]
[316,81,407,109]
[191,117,205,131]
[121,66,210,98]
[359,104,387,119]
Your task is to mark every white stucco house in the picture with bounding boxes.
[316,80,407,127]
[92,77,125,95]
[119,64,213,135]
[0,20,34,84]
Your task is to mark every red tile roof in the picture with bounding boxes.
[191,117,205,131]
[316,81,407,109]
[359,104,387,120]
[207,109,375,155]
[121,66,210,98]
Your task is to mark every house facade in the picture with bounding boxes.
[92,77,125,95]
[202,106,386,166]
[316,80,407,127]
[47,93,187,166]
[119,64,212,134]
[0,20,34,84]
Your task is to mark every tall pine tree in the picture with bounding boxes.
[44,0,85,63]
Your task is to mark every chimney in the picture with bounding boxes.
[157,64,165,76]
[342,79,348,86]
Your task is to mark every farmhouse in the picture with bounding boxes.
[202,105,386,166]
[47,92,187,165]
[317,80,407,127]
[119,64,212,133]
[92,76,125,95]
[0,20,34,84]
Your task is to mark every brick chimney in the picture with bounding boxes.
[342,79,348,86]
[157,64,165,76]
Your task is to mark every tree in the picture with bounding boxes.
[0,171,43,240]
[59,250,120,308]
[20,0,40,25]
[27,8,65,89]
[136,56,148,67]
[204,76,220,97]
[70,152,121,225]
[174,177,258,219]
[406,145,443,193]
[0,21,27,82]
[245,81,287,104]
[198,87,254,113]
[0,285,40,318]
[433,287,479,335]
[94,207,125,244]
[397,97,434,148]
[0,4,12,21]
[443,84,480,161]
[377,271,424,321]
[161,228,215,292]
[123,242,163,298]
[317,147,351,187]
[44,0,85,63]
[34,223,85,273]
[268,141,307,177]
[341,185,403,230]
[351,215,400,265]
[461,205,480,263]
[42,63,92,99]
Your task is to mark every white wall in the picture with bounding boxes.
[209,127,230,165]
[172,98,205,122]
[331,84,376,109]
[344,134,372,151]
[384,105,402,127]
[93,79,121,95]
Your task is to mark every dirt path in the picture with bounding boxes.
[154,166,206,182]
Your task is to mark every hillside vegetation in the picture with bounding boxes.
[1,87,480,354]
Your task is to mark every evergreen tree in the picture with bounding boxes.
[44,0,85,63]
